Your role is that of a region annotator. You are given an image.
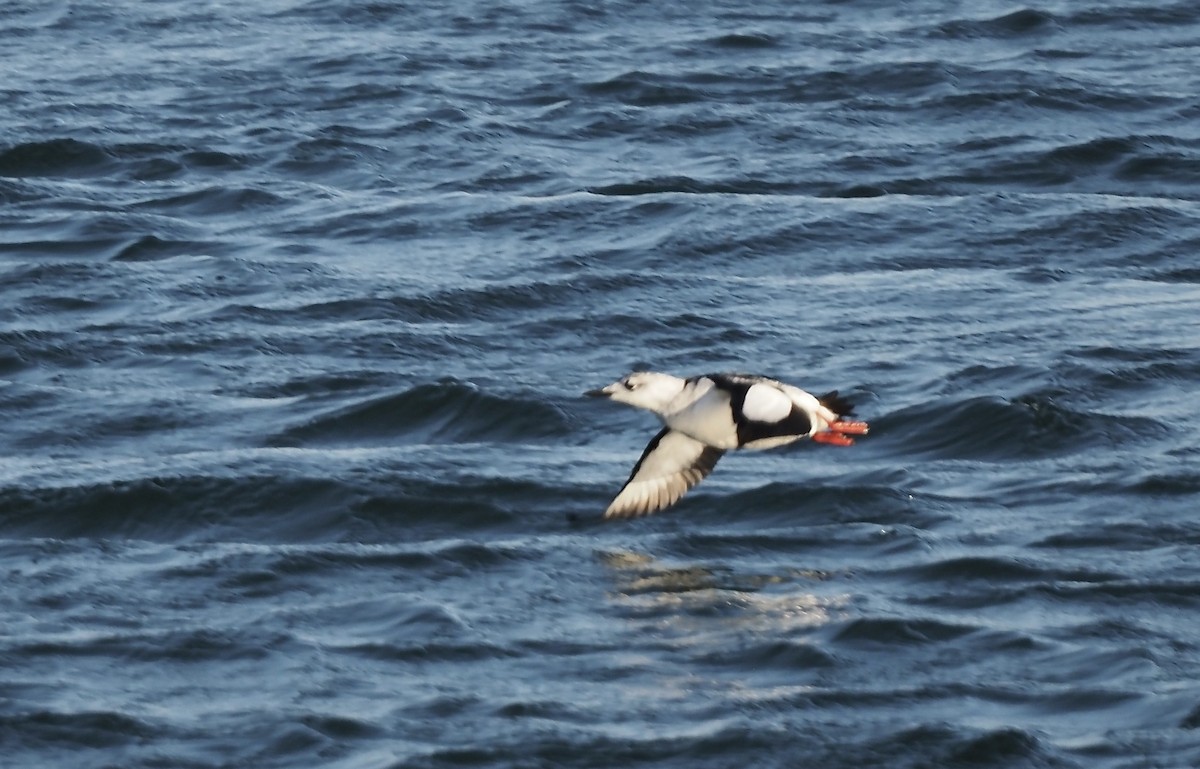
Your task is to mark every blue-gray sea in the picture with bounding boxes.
[3,1,1200,767]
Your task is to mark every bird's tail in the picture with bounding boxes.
[817,390,855,419]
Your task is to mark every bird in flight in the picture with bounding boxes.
[586,372,868,518]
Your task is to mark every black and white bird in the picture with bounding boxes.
[586,372,868,518]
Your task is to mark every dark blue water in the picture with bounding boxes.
[4,1,1200,766]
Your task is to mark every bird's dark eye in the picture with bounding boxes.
[623,380,636,391]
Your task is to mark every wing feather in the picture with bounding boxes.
[604,428,724,518]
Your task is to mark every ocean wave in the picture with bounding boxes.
[929,8,1058,40]
[17,626,287,663]
[0,138,261,186]
[270,380,573,446]
[1069,3,1200,27]
[893,555,1122,585]
[0,709,159,750]
[210,272,650,326]
[1065,345,1200,397]
[1033,519,1200,550]
[822,135,1199,197]
[134,186,286,216]
[1130,471,1200,496]
[0,468,567,543]
[575,59,962,114]
[580,134,1200,201]
[827,616,977,646]
[111,234,232,261]
[1148,264,1200,284]
[707,482,954,529]
[401,723,804,769]
[871,394,1167,460]
[581,70,713,107]
[264,540,523,579]
[989,136,1200,191]
[855,724,1054,769]
[336,638,518,663]
[1030,579,1200,608]
[272,133,398,185]
[694,639,837,670]
[887,555,1130,610]
[232,369,401,399]
[703,32,780,50]
[588,175,800,197]
[0,138,114,179]
[0,234,132,260]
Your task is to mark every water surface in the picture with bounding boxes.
[3,1,1200,766]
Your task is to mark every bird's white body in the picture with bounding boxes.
[587,371,868,518]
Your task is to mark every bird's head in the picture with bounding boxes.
[585,371,685,414]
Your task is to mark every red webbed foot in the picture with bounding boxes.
[812,419,870,446]
[812,431,855,446]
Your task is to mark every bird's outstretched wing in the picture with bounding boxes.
[604,428,724,518]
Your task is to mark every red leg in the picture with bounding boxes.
[812,431,855,446]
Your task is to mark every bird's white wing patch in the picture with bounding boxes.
[604,428,724,518]
[740,382,793,423]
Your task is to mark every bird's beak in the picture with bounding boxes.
[584,385,613,398]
